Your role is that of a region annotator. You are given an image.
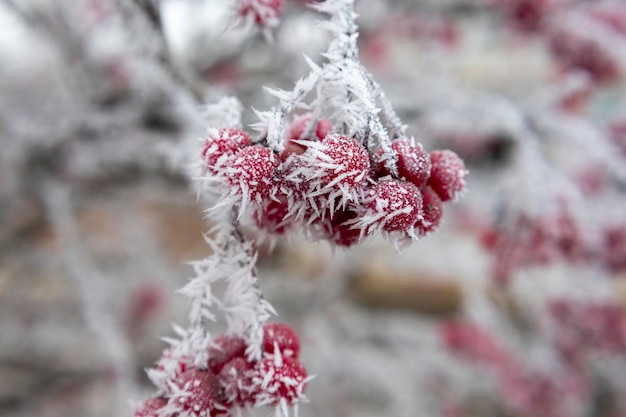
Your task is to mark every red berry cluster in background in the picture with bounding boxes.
[135,323,307,417]
[201,118,467,247]
[480,205,584,285]
[440,320,590,417]
[492,0,626,86]
[360,13,458,69]
[481,205,626,284]
[549,298,626,366]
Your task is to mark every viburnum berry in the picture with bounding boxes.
[254,198,292,234]
[323,208,362,247]
[414,186,443,235]
[263,322,301,359]
[288,114,333,141]
[208,335,248,374]
[547,19,622,84]
[202,128,251,174]
[379,138,431,187]
[255,357,308,406]
[135,397,168,417]
[500,370,564,417]
[364,179,423,232]
[238,0,284,27]
[440,321,509,367]
[428,150,467,202]
[172,368,225,417]
[226,146,279,203]
[282,114,333,158]
[550,299,626,362]
[308,134,370,191]
[280,156,313,199]
[219,357,258,407]
[156,348,189,387]
[497,0,554,33]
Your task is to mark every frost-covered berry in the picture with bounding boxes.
[202,128,251,174]
[156,348,189,389]
[219,357,258,407]
[208,335,248,374]
[428,150,467,202]
[238,0,283,27]
[414,186,443,235]
[282,115,333,158]
[324,209,362,247]
[254,198,292,234]
[227,146,279,203]
[135,397,168,417]
[309,134,370,191]
[364,179,423,232]
[288,114,333,141]
[173,368,225,416]
[280,156,313,200]
[380,139,431,187]
[255,357,308,406]
[263,322,301,359]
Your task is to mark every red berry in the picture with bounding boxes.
[254,198,292,234]
[208,335,248,374]
[255,358,308,406]
[365,179,423,232]
[324,209,362,247]
[507,0,553,33]
[173,368,225,416]
[263,322,301,359]
[428,150,467,202]
[414,186,443,235]
[370,148,385,179]
[156,348,189,387]
[202,128,251,174]
[288,114,333,141]
[547,16,622,84]
[282,115,333,159]
[280,157,313,199]
[440,321,509,367]
[227,146,279,202]
[380,139,431,187]
[312,135,370,190]
[135,397,168,417]
[219,358,258,407]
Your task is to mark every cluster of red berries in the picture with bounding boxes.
[547,18,623,85]
[549,298,626,366]
[480,208,584,285]
[481,207,626,284]
[439,321,511,368]
[202,116,467,247]
[493,0,625,85]
[135,323,307,417]
[440,320,586,417]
